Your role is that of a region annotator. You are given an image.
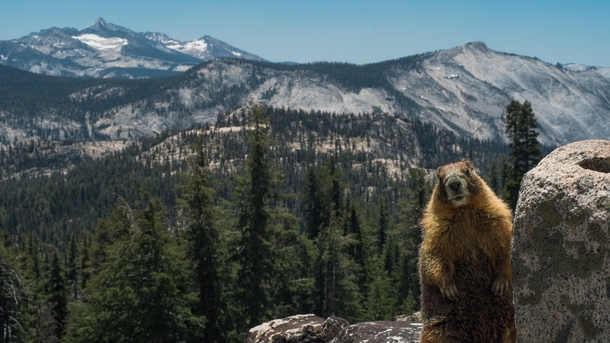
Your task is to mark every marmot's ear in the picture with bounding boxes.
[464,160,474,170]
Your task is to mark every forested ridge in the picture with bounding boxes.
[0,106,517,342]
[0,54,451,145]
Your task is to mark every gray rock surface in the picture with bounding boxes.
[330,321,421,343]
[246,314,348,343]
[512,139,610,342]
[246,314,422,343]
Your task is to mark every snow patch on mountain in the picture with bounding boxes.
[72,34,128,51]
[173,39,208,52]
[0,18,266,78]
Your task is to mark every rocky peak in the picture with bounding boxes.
[81,17,132,37]
[93,17,107,26]
[463,41,489,51]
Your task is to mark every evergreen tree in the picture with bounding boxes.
[395,168,431,314]
[377,196,389,255]
[314,210,362,320]
[270,207,316,318]
[180,134,222,343]
[303,167,328,239]
[90,220,111,274]
[345,203,366,288]
[62,191,202,343]
[67,233,78,300]
[504,100,542,209]
[303,157,343,240]
[366,267,394,320]
[307,159,365,319]
[46,250,67,341]
[327,156,343,217]
[80,233,91,291]
[234,106,275,328]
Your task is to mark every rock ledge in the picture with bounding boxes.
[246,314,422,343]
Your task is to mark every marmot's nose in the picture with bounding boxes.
[447,178,462,192]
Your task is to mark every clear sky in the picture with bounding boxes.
[1,0,608,66]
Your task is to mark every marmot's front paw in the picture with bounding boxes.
[491,277,508,295]
[440,280,459,300]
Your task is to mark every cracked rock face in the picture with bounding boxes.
[512,139,610,342]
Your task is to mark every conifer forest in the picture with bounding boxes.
[0,104,544,342]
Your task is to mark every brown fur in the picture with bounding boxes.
[418,161,516,343]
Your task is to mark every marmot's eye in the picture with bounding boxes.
[464,168,471,176]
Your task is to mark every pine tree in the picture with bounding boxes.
[270,206,315,317]
[303,157,343,240]
[345,203,366,288]
[62,191,202,343]
[80,232,91,291]
[181,134,221,343]
[90,206,131,275]
[312,197,365,321]
[90,220,111,274]
[314,211,340,317]
[67,233,78,300]
[234,105,275,328]
[303,167,328,239]
[327,156,343,217]
[46,250,67,341]
[366,268,394,320]
[505,100,542,209]
[395,168,431,314]
[377,196,389,255]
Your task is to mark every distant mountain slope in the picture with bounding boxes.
[0,18,267,78]
[395,42,610,145]
[1,42,609,146]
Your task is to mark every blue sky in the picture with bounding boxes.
[1,0,608,66]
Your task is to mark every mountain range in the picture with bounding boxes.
[1,19,610,148]
[0,18,266,78]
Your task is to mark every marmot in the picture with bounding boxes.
[418,161,516,343]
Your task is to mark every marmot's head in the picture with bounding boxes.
[435,161,481,207]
